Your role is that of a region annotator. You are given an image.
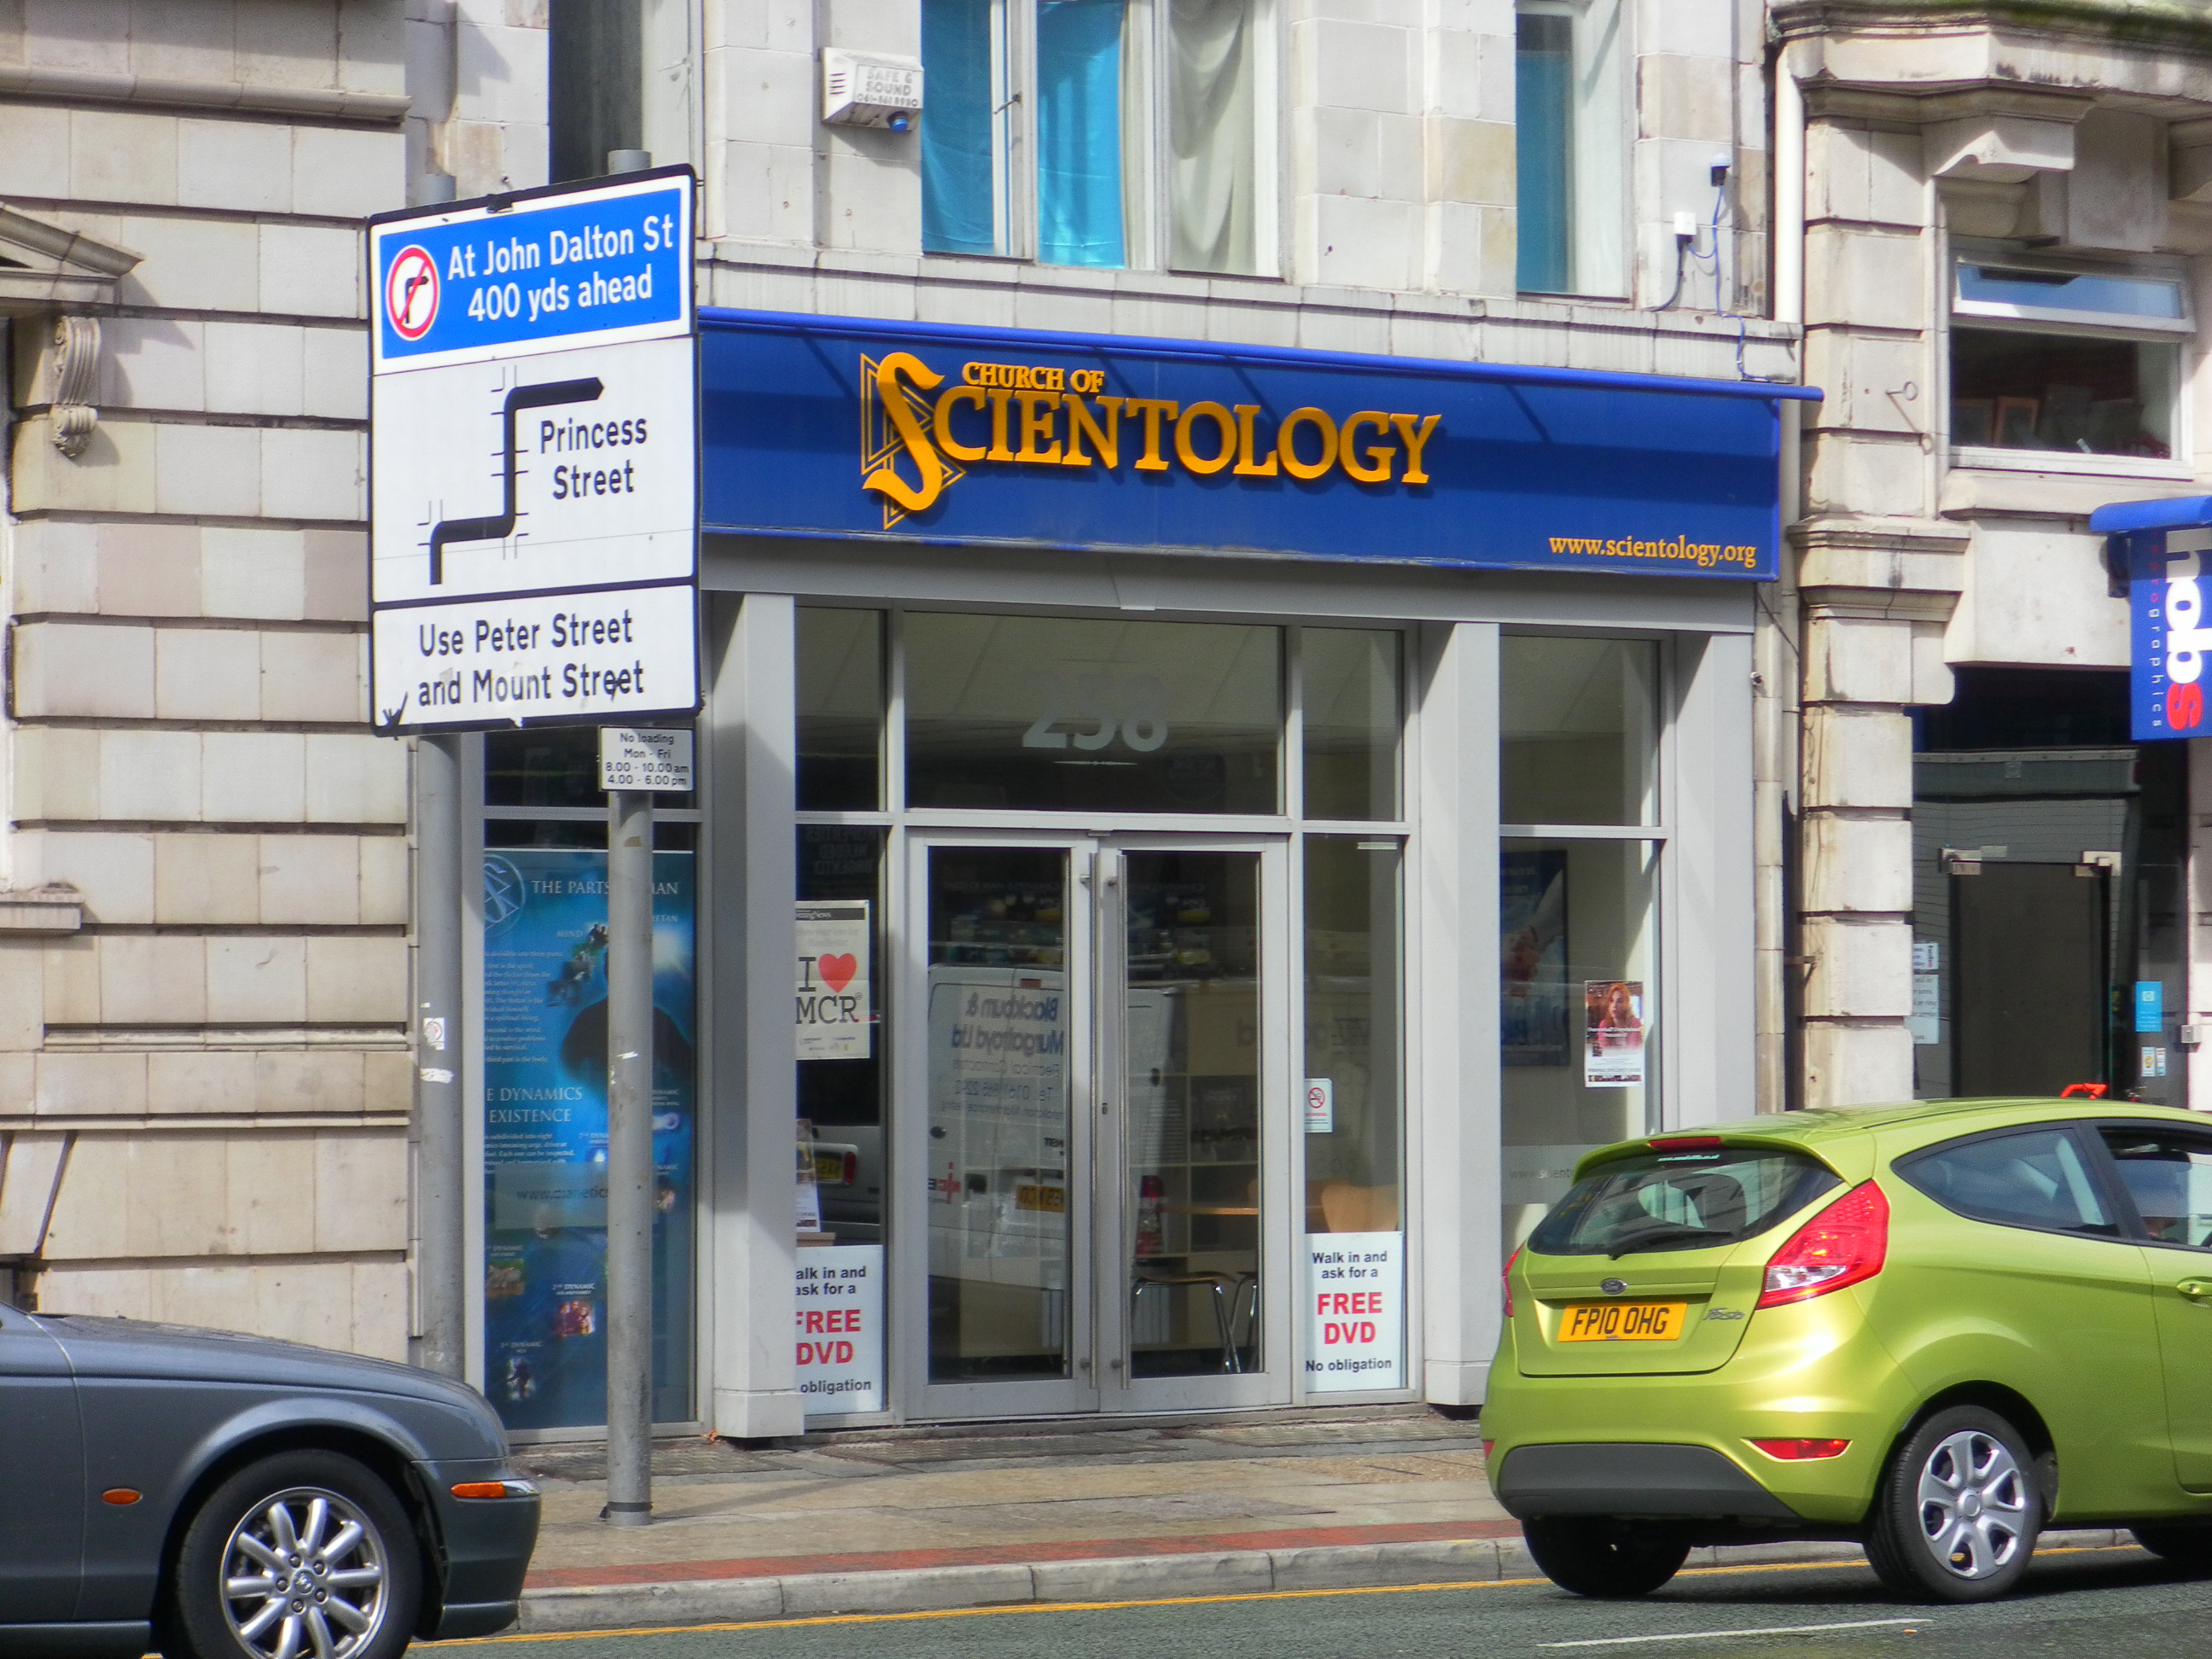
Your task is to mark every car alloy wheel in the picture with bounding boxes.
[1865,1405,2041,1603]
[220,1486,391,1659]
[1914,1428,2029,1580]
[172,1450,421,1659]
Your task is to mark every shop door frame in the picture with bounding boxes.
[895,830,1295,1421]
[1097,832,1295,1416]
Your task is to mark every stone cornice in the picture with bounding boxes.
[1792,515,1972,599]
[1774,0,2212,55]
[1791,515,1975,555]
[0,64,410,124]
[0,204,139,316]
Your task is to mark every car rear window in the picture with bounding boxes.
[1527,1146,1842,1258]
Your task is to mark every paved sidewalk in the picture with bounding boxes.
[498,1408,2133,1634]
[516,1406,1501,1577]
[507,1406,1530,1628]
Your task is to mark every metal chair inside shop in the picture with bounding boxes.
[1225,1272,1260,1371]
[1130,1270,1239,1373]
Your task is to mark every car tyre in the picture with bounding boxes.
[1865,1406,2040,1603]
[1523,1517,1691,1598]
[2131,1524,2212,1574]
[170,1450,422,1659]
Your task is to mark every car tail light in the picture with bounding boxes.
[1502,1246,1522,1318]
[1649,1135,1726,1153]
[1749,1439,1849,1460]
[1482,1440,1496,1459]
[1756,1180,1888,1308]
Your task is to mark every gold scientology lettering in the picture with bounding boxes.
[859,352,1442,526]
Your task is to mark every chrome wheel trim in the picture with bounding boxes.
[219,1485,390,1659]
[1914,1429,2029,1580]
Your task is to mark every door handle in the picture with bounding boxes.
[2176,1279,2212,1301]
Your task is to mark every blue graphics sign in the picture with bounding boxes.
[369,167,692,372]
[701,311,1818,579]
[2098,519,2212,742]
[2091,495,2212,742]
[480,848,696,1430]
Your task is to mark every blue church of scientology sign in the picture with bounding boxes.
[699,311,1819,580]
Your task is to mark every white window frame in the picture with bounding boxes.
[1513,0,1630,301]
[1947,242,2194,480]
[928,0,1280,278]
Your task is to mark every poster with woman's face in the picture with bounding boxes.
[1500,851,1567,1066]
[1583,980,1645,1087]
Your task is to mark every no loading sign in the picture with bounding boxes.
[385,246,439,341]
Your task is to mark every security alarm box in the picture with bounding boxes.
[823,49,923,129]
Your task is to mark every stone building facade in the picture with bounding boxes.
[1772,0,2212,1113]
[0,2,1796,1403]
[31,0,2145,1414]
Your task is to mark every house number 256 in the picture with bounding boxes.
[1022,672,1169,752]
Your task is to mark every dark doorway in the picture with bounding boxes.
[1952,863,2108,1096]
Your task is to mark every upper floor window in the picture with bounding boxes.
[1514,0,1627,298]
[922,0,1274,276]
[1949,254,2189,465]
[548,0,696,181]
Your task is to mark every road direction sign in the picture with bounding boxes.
[368,167,699,734]
[369,170,691,371]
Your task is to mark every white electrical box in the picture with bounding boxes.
[823,49,923,130]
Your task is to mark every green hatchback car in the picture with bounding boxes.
[1483,1098,2212,1603]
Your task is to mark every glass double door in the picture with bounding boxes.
[904,834,1289,1417]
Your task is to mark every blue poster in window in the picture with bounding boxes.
[481,848,696,1430]
[2137,981,2166,1034]
[1500,850,1568,1067]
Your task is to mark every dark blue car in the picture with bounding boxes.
[0,1299,539,1659]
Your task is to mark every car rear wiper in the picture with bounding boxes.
[1609,1224,1734,1259]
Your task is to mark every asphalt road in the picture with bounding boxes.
[434,1544,2212,1659]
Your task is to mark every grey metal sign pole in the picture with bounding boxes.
[413,733,466,1378]
[603,783,655,1525]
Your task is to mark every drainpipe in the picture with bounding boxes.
[1755,52,1807,1111]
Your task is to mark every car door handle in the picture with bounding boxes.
[2176,1279,2212,1301]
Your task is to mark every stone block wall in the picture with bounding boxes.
[0,4,412,1357]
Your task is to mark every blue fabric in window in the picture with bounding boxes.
[923,0,998,255]
[1037,0,1127,268]
[1516,12,1572,294]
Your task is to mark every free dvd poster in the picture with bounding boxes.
[1500,850,1568,1066]
[480,847,696,1430]
[1583,979,1647,1088]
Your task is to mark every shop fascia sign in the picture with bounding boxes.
[2091,494,2212,741]
[701,311,1820,580]
[365,166,700,734]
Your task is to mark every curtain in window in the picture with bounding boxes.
[923,0,1000,255]
[1515,11,1572,294]
[1038,0,1128,267]
[1167,0,1259,275]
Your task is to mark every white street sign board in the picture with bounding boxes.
[598,727,695,791]
[371,337,696,607]
[368,167,698,734]
[372,585,696,730]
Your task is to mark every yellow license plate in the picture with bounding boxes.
[1558,1301,1690,1342]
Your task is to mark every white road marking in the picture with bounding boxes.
[1539,1617,1920,1648]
